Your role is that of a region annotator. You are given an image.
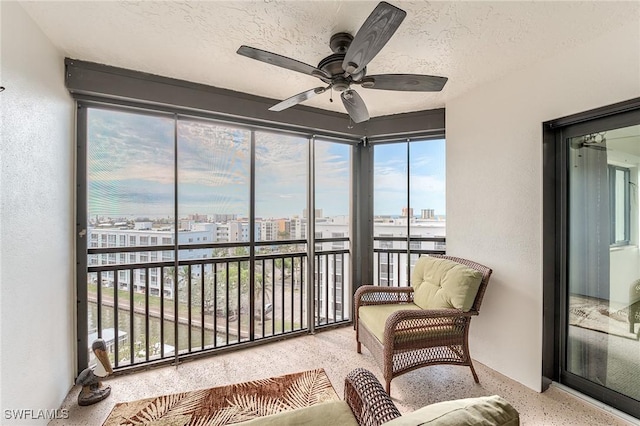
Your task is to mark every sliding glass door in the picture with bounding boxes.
[561,112,640,417]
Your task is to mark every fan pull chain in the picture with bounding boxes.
[329,88,333,103]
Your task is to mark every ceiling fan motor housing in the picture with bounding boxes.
[317,52,364,91]
[332,77,350,92]
[318,33,367,91]
[318,53,347,78]
[329,32,353,53]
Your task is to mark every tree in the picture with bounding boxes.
[163,266,176,299]
[214,262,249,315]
[177,265,193,303]
[209,261,269,317]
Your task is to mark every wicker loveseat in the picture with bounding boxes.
[238,368,519,426]
[355,255,492,393]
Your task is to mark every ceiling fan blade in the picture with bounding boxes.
[341,89,369,123]
[362,74,448,91]
[342,2,406,76]
[269,87,327,112]
[237,46,330,81]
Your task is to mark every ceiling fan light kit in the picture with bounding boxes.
[237,1,447,124]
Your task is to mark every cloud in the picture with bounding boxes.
[254,132,308,186]
[372,142,446,215]
[315,142,350,188]
[88,109,174,183]
[86,108,444,218]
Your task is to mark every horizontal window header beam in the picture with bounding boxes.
[65,58,444,140]
[545,97,640,129]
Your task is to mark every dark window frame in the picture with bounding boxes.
[608,164,631,246]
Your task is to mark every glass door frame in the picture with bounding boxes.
[543,98,640,419]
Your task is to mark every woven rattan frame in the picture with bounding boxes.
[354,255,493,394]
[344,368,402,426]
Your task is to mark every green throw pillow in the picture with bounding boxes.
[412,256,483,312]
[383,395,519,426]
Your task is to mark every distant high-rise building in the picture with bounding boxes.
[303,208,323,219]
[259,220,279,241]
[421,209,435,219]
[211,213,238,223]
[290,216,307,239]
[228,221,250,242]
[401,207,414,218]
[187,213,208,222]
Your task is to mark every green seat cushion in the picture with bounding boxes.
[412,257,482,312]
[359,303,422,343]
[237,400,358,426]
[383,395,519,426]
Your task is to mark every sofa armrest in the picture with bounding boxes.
[354,285,414,329]
[344,368,401,426]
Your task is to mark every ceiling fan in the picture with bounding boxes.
[237,1,447,124]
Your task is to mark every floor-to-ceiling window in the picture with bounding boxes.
[372,139,446,286]
[545,103,640,418]
[79,103,356,371]
[177,118,251,351]
[254,130,308,335]
[85,107,177,368]
[314,139,352,323]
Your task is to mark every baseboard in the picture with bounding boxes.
[551,382,639,425]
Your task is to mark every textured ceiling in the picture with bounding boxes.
[20,1,640,118]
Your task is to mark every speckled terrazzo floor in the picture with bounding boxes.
[52,326,638,426]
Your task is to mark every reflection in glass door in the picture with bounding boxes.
[565,120,640,413]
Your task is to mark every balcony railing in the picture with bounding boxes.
[85,239,350,371]
[373,236,446,287]
[84,235,444,370]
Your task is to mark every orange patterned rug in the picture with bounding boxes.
[103,369,339,426]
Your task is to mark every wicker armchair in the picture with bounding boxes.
[354,255,493,394]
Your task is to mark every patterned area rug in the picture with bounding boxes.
[569,294,638,340]
[103,368,339,426]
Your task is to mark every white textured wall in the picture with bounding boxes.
[0,2,75,422]
[446,21,640,391]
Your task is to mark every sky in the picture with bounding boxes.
[373,141,445,216]
[87,107,445,220]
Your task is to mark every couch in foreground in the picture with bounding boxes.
[239,368,520,426]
